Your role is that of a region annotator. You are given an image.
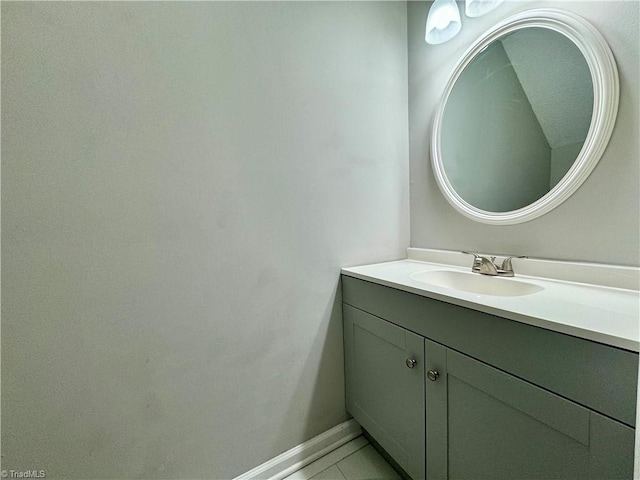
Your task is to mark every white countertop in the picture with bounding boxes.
[342,249,640,352]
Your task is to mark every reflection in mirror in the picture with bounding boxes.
[440,28,593,212]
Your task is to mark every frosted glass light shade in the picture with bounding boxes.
[425,0,462,45]
[465,0,504,18]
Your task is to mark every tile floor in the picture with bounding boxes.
[284,436,401,480]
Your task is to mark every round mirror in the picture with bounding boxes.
[431,9,619,224]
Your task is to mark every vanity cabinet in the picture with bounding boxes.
[342,275,638,480]
[425,339,634,480]
[344,304,425,480]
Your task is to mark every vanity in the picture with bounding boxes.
[341,250,638,480]
[341,6,638,479]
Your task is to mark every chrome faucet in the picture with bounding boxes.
[462,252,526,277]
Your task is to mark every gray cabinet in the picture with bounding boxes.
[342,275,638,480]
[425,339,635,480]
[344,304,425,480]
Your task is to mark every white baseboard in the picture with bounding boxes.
[234,419,362,480]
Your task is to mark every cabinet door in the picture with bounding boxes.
[344,304,425,480]
[425,339,635,480]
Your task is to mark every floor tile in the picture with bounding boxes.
[284,436,369,480]
[309,464,348,480]
[335,444,401,480]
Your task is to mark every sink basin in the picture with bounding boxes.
[410,270,544,297]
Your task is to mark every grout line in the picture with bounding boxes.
[334,463,348,480]
[335,462,348,480]
[334,443,370,480]
[285,436,369,480]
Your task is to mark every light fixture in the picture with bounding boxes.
[425,0,462,45]
[465,0,504,18]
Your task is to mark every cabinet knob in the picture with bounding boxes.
[427,370,440,381]
[406,358,417,369]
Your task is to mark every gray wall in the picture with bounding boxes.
[1,2,409,479]
[409,0,640,266]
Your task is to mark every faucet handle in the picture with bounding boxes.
[462,251,482,264]
[501,255,527,271]
[462,251,499,275]
[462,251,482,271]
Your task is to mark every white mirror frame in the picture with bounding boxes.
[431,9,619,225]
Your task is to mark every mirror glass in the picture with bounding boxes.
[440,27,594,212]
